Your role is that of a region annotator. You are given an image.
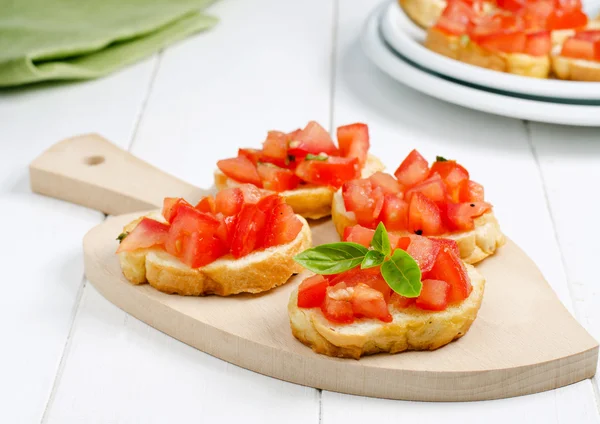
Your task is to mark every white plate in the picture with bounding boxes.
[380,1,600,101]
[361,2,600,126]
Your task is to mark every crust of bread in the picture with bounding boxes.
[398,0,447,29]
[214,154,384,220]
[288,264,485,359]
[425,28,551,78]
[118,213,312,296]
[331,189,505,265]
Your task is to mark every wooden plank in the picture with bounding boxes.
[527,123,600,396]
[0,61,156,424]
[42,0,332,421]
[322,0,600,418]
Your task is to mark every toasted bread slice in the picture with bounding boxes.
[289,264,485,359]
[399,0,447,29]
[552,55,600,81]
[214,154,385,220]
[118,212,312,296]
[425,28,551,78]
[331,190,505,265]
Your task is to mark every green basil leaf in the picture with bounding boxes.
[370,222,391,256]
[459,34,470,47]
[436,155,448,162]
[305,153,328,161]
[381,249,422,298]
[294,242,368,274]
[117,232,129,243]
[361,250,385,269]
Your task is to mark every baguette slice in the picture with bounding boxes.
[289,264,485,359]
[118,212,312,296]
[552,55,600,81]
[425,28,551,78]
[214,154,385,220]
[399,0,447,29]
[331,189,505,265]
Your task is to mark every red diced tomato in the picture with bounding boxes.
[165,206,221,259]
[116,218,170,253]
[259,199,302,248]
[525,31,551,56]
[478,32,526,54]
[257,163,300,192]
[497,0,525,12]
[406,235,441,273]
[238,148,262,165]
[296,156,359,188]
[408,192,444,235]
[179,232,228,268]
[424,246,472,302]
[446,202,492,231]
[429,159,469,188]
[342,225,375,248]
[435,0,475,35]
[415,279,451,311]
[328,267,391,303]
[261,131,289,166]
[574,30,600,42]
[458,180,485,202]
[215,187,244,216]
[397,236,412,251]
[369,172,402,193]
[405,173,448,203]
[238,184,265,204]
[351,283,393,322]
[217,156,262,187]
[297,275,329,308]
[433,237,461,258]
[562,37,596,60]
[342,179,385,227]
[390,292,416,309]
[322,288,354,324]
[229,203,266,258]
[288,121,338,157]
[162,197,193,223]
[546,8,587,30]
[394,149,430,188]
[380,193,409,232]
[337,123,370,166]
[195,196,216,214]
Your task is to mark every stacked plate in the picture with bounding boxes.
[362,1,600,126]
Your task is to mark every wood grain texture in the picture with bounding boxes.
[83,212,597,402]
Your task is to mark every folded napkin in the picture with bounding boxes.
[0,0,217,87]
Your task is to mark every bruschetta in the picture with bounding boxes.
[399,0,448,29]
[214,121,384,220]
[331,150,505,264]
[116,184,312,296]
[424,0,591,79]
[552,30,600,81]
[289,225,485,359]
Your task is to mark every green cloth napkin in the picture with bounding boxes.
[0,0,217,87]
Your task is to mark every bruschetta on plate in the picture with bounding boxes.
[214,121,384,220]
[289,224,485,359]
[116,184,311,296]
[552,30,600,80]
[331,150,505,264]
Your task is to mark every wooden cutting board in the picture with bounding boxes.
[30,134,599,402]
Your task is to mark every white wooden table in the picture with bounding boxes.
[1,0,599,422]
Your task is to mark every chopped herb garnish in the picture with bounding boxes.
[435,156,448,162]
[117,232,129,243]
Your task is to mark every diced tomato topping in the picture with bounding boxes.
[261,131,289,167]
[574,30,600,42]
[368,172,402,194]
[397,236,412,251]
[351,283,393,322]
[394,149,430,188]
[524,31,551,56]
[405,174,448,203]
[546,8,587,30]
[116,218,170,253]
[259,200,303,248]
[195,196,216,214]
[380,193,409,232]
[424,246,472,303]
[298,275,329,308]
[165,206,222,263]
[257,163,300,192]
[433,237,461,258]
[562,37,596,60]
[390,292,416,309]
[288,121,338,157]
[497,0,525,13]
[328,267,392,303]
[435,0,475,35]
[430,159,470,189]
[446,202,492,231]
[215,187,244,216]
[415,279,451,311]
[342,225,375,247]
[406,235,441,273]
[342,179,385,227]
[229,203,266,258]
[179,231,229,268]
[162,197,193,223]
[238,184,264,204]
[322,287,354,324]
[336,123,370,167]
[408,193,444,235]
[478,31,526,53]
[296,156,359,188]
[458,180,485,202]
[217,156,262,187]
[238,148,262,165]
[214,214,229,244]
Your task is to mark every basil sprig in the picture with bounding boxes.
[294,223,422,297]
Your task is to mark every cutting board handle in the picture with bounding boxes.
[29,134,206,215]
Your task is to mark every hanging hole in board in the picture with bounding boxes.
[84,156,105,166]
